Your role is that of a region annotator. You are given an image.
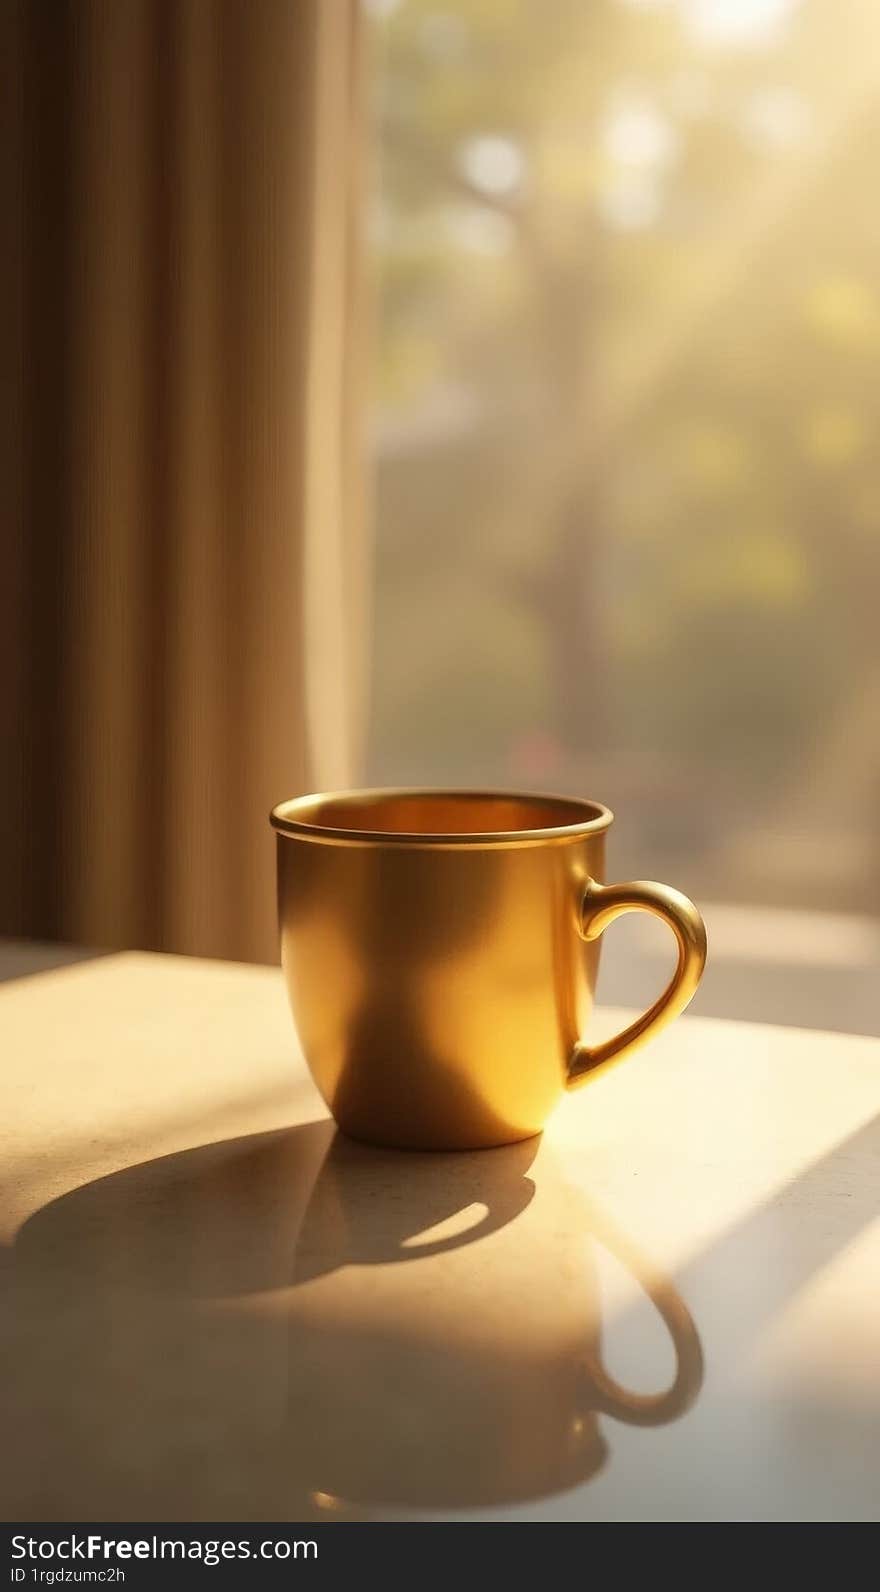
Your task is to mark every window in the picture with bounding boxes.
[367,0,880,1032]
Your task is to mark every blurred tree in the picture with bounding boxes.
[375,0,683,756]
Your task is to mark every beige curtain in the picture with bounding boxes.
[1,0,367,964]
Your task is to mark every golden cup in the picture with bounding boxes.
[271,789,707,1150]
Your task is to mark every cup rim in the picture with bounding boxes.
[269,787,614,848]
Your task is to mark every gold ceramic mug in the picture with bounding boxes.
[271,789,707,1151]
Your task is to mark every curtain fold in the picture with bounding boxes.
[1,0,366,964]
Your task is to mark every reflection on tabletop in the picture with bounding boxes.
[3,1123,702,1520]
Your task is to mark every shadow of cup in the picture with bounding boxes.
[278,1132,703,1509]
[9,1122,702,1517]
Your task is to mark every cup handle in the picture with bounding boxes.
[567,878,707,1088]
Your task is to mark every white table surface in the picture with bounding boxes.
[2,946,879,1522]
